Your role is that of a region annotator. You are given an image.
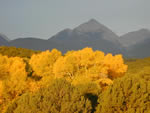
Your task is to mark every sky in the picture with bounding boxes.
[0,0,150,40]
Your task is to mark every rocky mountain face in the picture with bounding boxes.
[0,19,150,58]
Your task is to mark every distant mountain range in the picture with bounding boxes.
[119,28,150,58]
[0,19,150,58]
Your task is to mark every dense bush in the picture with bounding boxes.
[5,79,92,113]
[95,73,150,113]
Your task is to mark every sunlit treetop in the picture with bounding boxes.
[29,49,62,77]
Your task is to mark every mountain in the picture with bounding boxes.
[0,34,9,46]
[119,29,150,47]
[127,38,150,58]
[0,19,127,55]
[8,19,123,54]
[8,37,68,52]
[119,29,150,58]
[49,19,124,54]
[74,19,119,43]
[1,19,150,58]
[9,38,47,50]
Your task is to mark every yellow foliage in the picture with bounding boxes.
[29,49,62,77]
[3,57,27,99]
[27,75,55,93]
[0,54,10,79]
[97,78,113,87]
[30,76,55,92]
[27,81,41,93]
[9,57,27,77]
[53,47,127,89]
[0,47,128,105]
[0,47,130,113]
[53,55,78,78]
[74,47,94,67]
[103,54,128,78]
[0,80,3,104]
[87,66,108,80]
[71,75,92,86]
[0,55,27,113]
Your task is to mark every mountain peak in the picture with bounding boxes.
[74,19,106,33]
[138,28,150,34]
[88,19,100,24]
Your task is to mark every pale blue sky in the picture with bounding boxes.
[0,0,150,40]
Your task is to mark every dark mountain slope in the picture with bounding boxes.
[119,29,150,58]
[49,19,124,54]
[127,38,150,58]
[0,34,9,46]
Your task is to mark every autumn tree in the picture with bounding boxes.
[0,54,10,80]
[103,54,128,79]
[53,55,78,78]
[29,49,62,77]
[53,47,127,88]
[0,55,27,112]
[2,57,27,99]
[53,48,106,78]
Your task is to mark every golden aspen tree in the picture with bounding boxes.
[0,54,10,80]
[53,48,97,79]
[0,56,27,113]
[53,48,127,87]
[29,49,62,77]
[53,55,78,78]
[68,48,108,84]
[71,48,108,78]
[93,50,105,65]
[3,57,27,99]
[73,47,95,70]
[103,54,128,79]
[0,80,3,104]
[87,50,107,79]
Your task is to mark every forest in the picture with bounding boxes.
[0,46,150,113]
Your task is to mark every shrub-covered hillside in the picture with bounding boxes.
[0,46,149,113]
[0,46,40,58]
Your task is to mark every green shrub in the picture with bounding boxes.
[95,73,150,113]
[0,46,40,58]
[5,79,92,113]
[75,83,102,113]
